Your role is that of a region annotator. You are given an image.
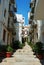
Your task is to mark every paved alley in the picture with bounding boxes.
[0,42,42,65]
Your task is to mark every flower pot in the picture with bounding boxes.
[6,52,12,58]
[36,54,43,59]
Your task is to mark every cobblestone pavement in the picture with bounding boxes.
[0,42,43,65]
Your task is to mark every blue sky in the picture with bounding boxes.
[16,0,31,25]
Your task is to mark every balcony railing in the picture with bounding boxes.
[9,11,14,17]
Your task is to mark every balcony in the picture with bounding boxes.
[10,0,15,4]
[9,11,14,17]
[30,0,36,8]
[7,25,15,32]
[30,15,34,20]
[30,2,35,8]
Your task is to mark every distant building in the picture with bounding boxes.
[14,14,24,43]
[22,25,29,42]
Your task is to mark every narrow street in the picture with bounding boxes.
[0,42,42,65]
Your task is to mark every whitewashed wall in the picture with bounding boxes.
[0,0,9,45]
[37,20,44,44]
[14,22,22,43]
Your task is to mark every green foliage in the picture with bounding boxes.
[19,43,25,49]
[27,42,43,54]
[13,40,25,49]
[28,42,34,49]
[33,42,43,54]
[6,45,13,52]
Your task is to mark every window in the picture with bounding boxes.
[4,9,6,17]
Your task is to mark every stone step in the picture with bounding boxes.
[2,56,39,63]
[1,62,41,65]
[2,58,16,63]
[16,49,32,52]
[15,57,40,62]
[1,44,42,65]
[12,54,36,58]
[15,50,34,53]
[14,52,34,55]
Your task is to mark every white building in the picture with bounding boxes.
[14,14,24,43]
[0,0,10,45]
[22,25,30,42]
[0,0,17,45]
[29,0,44,45]
[37,20,44,44]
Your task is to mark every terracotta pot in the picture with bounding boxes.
[6,52,12,58]
[36,54,43,59]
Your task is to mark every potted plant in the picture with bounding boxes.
[6,45,13,58]
[33,42,43,59]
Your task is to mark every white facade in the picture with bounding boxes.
[22,25,29,38]
[37,20,44,44]
[0,0,9,45]
[14,14,24,43]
